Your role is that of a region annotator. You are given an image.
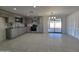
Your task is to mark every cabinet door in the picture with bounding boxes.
[0,28,5,41]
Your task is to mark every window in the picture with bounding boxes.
[48,17,62,33]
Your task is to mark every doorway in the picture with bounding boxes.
[48,18,62,33]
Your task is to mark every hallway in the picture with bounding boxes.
[0,33,79,52]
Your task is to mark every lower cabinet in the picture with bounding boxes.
[0,29,6,41]
[6,27,27,39]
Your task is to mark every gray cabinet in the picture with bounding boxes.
[6,27,27,39]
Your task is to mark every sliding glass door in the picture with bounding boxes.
[48,18,62,33]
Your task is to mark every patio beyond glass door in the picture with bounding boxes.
[48,19,62,33]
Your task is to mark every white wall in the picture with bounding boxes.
[37,16,43,32]
[67,11,79,39]
[42,16,49,33]
[42,16,67,33]
[61,16,67,33]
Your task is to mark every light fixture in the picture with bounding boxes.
[33,5,36,8]
[13,8,16,10]
[49,11,56,20]
[54,17,56,19]
[49,17,50,19]
[33,0,39,8]
[49,16,56,20]
[52,17,53,19]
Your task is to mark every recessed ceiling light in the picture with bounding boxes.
[13,8,16,10]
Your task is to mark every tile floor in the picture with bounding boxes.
[0,33,79,52]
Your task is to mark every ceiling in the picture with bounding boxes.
[0,6,79,16]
